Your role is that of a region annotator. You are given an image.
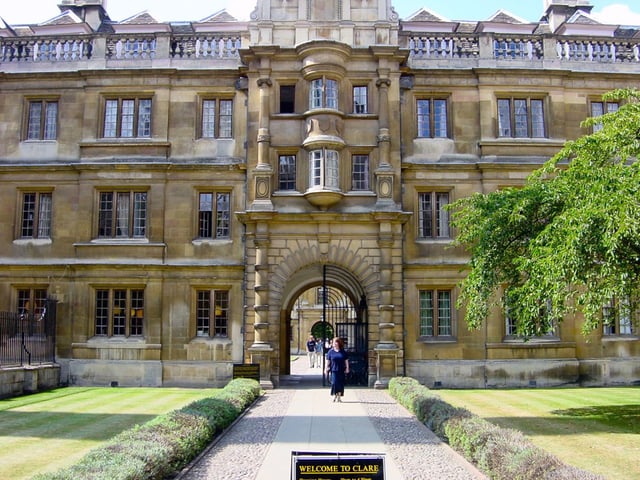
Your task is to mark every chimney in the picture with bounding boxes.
[57,0,109,31]
[542,0,593,32]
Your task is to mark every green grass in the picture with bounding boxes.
[437,387,640,480]
[0,387,219,480]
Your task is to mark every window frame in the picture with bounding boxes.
[309,77,338,110]
[277,154,297,191]
[309,148,340,191]
[589,99,619,133]
[352,85,368,114]
[417,190,451,240]
[419,288,455,341]
[497,96,546,139]
[195,289,230,338]
[416,97,449,139]
[602,296,637,337]
[199,97,234,139]
[196,190,231,240]
[351,154,370,191]
[94,287,145,338]
[97,190,148,239]
[279,85,296,114]
[24,98,58,141]
[102,96,152,139]
[503,290,560,341]
[17,287,48,319]
[19,190,53,239]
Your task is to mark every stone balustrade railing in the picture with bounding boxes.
[404,32,640,64]
[556,38,640,63]
[0,33,243,65]
[0,36,94,62]
[2,31,639,67]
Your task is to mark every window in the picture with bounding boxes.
[20,192,52,239]
[353,86,368,114]
[419,289,453,338]
[98,191,147,239]
[201,99,233,138]
[418,191,450,239]
[197,192,230,239]
[417,98,448,138]
[309,149,339,190]
[497,97,545,138]
[351,155,370,191]
[196,289,229,337]
[95,288,144,337]
[504,290,559,339]
[590,101,619,133]
[103,98,152,138]
[17,288,47,319]
[309,77,338,110]
[316,287,326,305]
[278,155,297,191]
[280,85,295,114]
[603,296,636,336]
[25,100,58,140]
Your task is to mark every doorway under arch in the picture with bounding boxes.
[280,264,369,386]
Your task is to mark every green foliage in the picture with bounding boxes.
[450,88,640,335]
[388,377,603,480]
[32,378,261,480]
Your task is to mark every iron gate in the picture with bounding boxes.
[322,265,368,386]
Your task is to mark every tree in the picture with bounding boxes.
[450,89,640,337]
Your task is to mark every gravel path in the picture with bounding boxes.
[177,386,486,480]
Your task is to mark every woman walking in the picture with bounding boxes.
[325,337,350,402]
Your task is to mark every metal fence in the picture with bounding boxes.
[0,299,56,367]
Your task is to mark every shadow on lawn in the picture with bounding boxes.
[483,404,640,435]
[550,404,640,431]
[0,411,156,440]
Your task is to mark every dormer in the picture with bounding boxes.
[555,10,616,36]
[476,10,537,35]
[402,8,458,34]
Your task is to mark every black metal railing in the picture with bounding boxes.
[0,299,56,367]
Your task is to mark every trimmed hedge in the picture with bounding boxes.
[388,377,603,480]
[32,378,261,480]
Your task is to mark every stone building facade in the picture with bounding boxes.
[0,0,638,389]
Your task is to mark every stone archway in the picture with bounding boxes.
[278,263,372,384]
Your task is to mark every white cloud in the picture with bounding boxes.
[225,0,256,20]
[592,4,640,26]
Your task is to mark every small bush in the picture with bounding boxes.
[32,378,261,480]
[388,377,603,480]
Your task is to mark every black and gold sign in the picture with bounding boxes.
[232,363,260,381]
[291,452,385,480]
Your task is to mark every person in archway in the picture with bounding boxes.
[314,336,324,368]
[306,335,316,367]
[326,337,350,402]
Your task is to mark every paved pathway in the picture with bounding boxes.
[178,357,486,479]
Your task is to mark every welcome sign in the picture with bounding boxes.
[291,452,385,480]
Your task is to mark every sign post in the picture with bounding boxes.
[291,452,385,480]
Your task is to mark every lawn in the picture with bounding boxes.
[0,386,219,480]
[437,387,640,480]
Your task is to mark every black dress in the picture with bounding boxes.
[326,348,349,396]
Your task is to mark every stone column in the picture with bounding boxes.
[375,216,399,388]
[249,219,274,388]
[375,77,394,207]
[253,77,274,211]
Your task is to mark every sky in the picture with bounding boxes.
[1,0,640,26]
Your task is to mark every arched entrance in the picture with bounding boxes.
[280,264,369,386]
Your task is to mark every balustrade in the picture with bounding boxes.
[405,32,640,64]
[170,35,242,59]
[0,37,93,62]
